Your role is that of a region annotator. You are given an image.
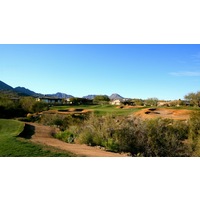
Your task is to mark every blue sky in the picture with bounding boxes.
[0,44,200,100]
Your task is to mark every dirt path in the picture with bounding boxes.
[25,122,127,157]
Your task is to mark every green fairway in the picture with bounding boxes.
[50,104,145,116]
[0,119,73,157]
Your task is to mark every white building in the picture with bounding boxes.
[110,99,122,106]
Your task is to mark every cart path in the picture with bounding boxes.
[25,122,127,157]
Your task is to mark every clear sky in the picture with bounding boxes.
[0,44,200,100]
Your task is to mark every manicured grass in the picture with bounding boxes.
[50,104,145,116]
[0,119,25,136]
[0,119,74,157]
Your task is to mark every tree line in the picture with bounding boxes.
[0,93,48,118]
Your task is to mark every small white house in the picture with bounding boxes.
[110,99,122,106]
[157,101,170,107]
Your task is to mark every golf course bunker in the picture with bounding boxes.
[42,108,91,116]
[135,108,192,120]
[57,108,91,115]
[145,111,160,115]
[58,108,84,112]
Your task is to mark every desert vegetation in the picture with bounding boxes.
[35,97,200,157]
[1,90,200,157]
[49,112,195,156]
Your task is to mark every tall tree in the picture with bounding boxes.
[145,98,159,106]
[19,97,36,113]
[93,95,110,105]
[185,91,200,107]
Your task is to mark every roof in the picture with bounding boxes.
[37,96,62,100]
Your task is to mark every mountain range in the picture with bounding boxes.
[0,80,125,100]
[0,80,42,97]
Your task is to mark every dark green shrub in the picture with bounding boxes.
[32,102,48,113]
[103,138,119,152]
[188,111,200,155]
[76,114,118,148]
[54,131,75,143]
[142,118,190,157]
[77,131,96,146]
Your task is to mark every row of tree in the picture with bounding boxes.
[0,94,48,118]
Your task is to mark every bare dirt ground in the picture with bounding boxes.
[25,122,127,157]
[134,107,192,120]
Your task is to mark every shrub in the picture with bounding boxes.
[54,131,75,143]
[75,113,119,148]
[142,118,190,157]
[49,112,191,156]
[188,111,200,155]
[77,132,93,146]
[40,114,81,130]
[32,102,48,113]
[114,118,147,155]
[103,138,119,152]
[75,114,190,156]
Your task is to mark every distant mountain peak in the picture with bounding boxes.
[46,92,74,99]
[82,95,97,100]
[110,93,124,100]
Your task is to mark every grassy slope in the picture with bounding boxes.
[50,104,144,116]
[0,119,73,157]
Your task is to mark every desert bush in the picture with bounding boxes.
[77,131,95,146]
[74,114,190,156]
[114,118,147,155]
[141,118,190,157]
[40,114,67,130]
[188,111,200,155]
[40,114,60,126]
[54,131,75,143]
[32,102,48,113]
[40,113,86,131]
[47,111,191,156]
[76,113,119,148]
[102,138,119,152]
